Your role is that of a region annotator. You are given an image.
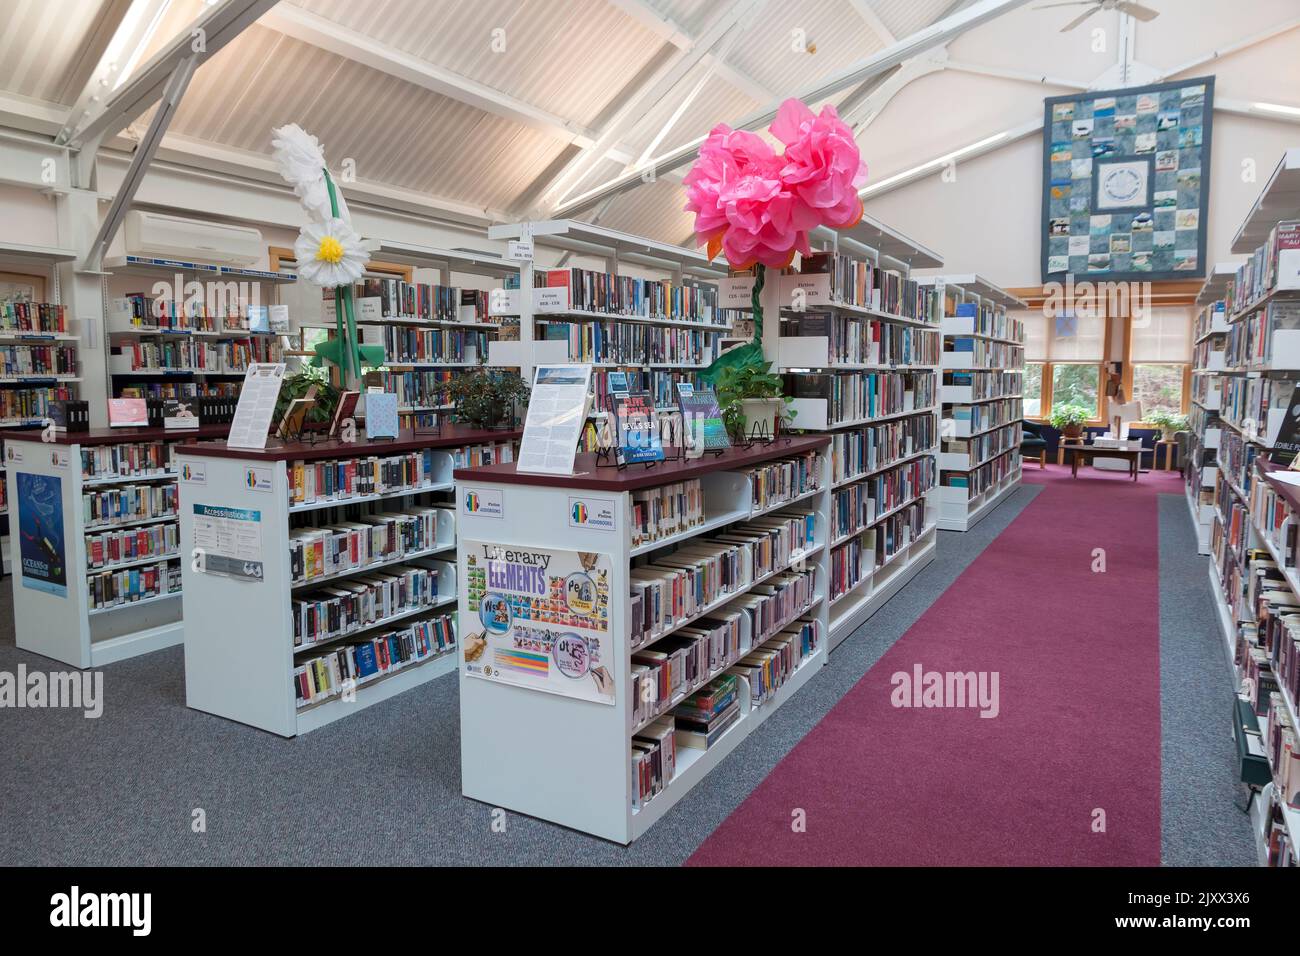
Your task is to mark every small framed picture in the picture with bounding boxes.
[0,272,46,307]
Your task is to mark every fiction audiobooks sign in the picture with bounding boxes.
[461,541,614,705]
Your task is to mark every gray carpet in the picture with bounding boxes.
[0,482,1255,865]
[1157,492,1257,866]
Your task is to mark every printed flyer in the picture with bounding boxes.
[16,472,67,598]
[462,541,614,705]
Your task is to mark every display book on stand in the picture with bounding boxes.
[592,370,732,471]
[174,366,522,735]
[453,432,832,843]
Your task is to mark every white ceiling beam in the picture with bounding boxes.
[845,0,897,45]
[56,0,171,149]
[553,0,1035,218]
[842,53,946,131]
[942,58,1090,90]
[1158,14,1300,81]
[858,117,1043,199]
[605,0,778,103]
[62,0,278,149]
[538,0,768,214]
[0,92,69,137]
[259,3,631,161]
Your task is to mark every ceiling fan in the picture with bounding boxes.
[1036,0,1160,33]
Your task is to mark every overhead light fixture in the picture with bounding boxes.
[859,130,1012,197]
[1253,101,1300,117]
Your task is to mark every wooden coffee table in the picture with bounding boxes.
[1068,444,1142,480]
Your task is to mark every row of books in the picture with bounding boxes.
[830,409,936,485]
[1192,335,1225,371]
[116,381,239,401]
[291,564,441,650]
[0,385,74,423]
[0,302,67,333]
[629,511,817,648]
[0,345,76,377]
[540,322,714,367]
[786,369,936,426]
[945,299,1024,343]
[1249,469,1297,572]
[946,397,1022,435]
[81,441,175,481]
[86,523,179,570]
[1212,493,1250,610]
[380,326,488,365]
[294,614,457,709]
[1218,425,1259,499]
[746,451,823,512]
[449,441,514,469]
[630,479,705,549]
[799,253,941,324]
[287,449,443,506]
[87,561,180,611]
[219,339,281,373]
[1226,220,1300,317]
[941,445,1020,497]
[837,455,935,531]
[941,421,1020,468]
[1219,374,1286,438]
[829,498,929,601]
[288,506,446,585]
[942,369,1023,402]
[782,312,941,366]
[943,337,1024,370]
[1195,300,1227,341]
[110,340,221,373]
[335,280,490,324]
[83,483,178,529]
[630,568,818,730]
[1223,300,1300,370]
[379,369,453,410]
[539,267,719,324]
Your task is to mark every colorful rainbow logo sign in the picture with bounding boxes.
[495,648,548,676]
[245,470,258,489]
[571,501,588,524]
[465,492,481,512]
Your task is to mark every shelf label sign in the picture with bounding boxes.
[568,496,616,532]
[462,487,504,518]
[507,239,535,261]
[17,472,67,598]
[244,466,273,494]
[461,542,613,705]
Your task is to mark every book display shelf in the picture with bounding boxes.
[1201,148,1300,866]
[921,275,1026,533]
[104,256,294,401]
[483,220,731,412]
[767,217,945,649]
[1187,263,1235,555]
[0,243,82,430]
[342,239,519,429]
[6,423,230,668]
[453,437,831,843]
[174,425,520,736]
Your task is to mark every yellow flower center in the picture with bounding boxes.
[316,235,345,264]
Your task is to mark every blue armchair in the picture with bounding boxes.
[1022,420,1048,469]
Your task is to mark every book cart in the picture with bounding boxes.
[455,437,831,843]
[920,275,1026,532]
[176,425,519,736]
[7,423,229,668]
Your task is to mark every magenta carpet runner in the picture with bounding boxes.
[688,464,1178,866]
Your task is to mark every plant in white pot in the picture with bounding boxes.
[1145,408,1188,441]
[715,360,794,442]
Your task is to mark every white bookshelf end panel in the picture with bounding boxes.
[778,335,832,370]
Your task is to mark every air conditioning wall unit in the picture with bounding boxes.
[124,210,263,267]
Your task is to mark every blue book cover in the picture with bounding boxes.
[615,390,665,465]
[354,642,379,678]
[955,302,978,318]
[365,391,399,439]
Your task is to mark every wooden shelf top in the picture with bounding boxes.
[8,423,232,446]
[454,433,830,491]
[175,424,522,462]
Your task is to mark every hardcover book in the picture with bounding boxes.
[615,389,664,465]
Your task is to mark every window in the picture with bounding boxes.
[1024,363,1044,418]
[1131,363,1184,418]
[1051,363,1100,419]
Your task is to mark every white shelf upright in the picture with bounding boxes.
[1187,263,1237,555]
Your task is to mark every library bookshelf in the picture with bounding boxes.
[920,275,1025,533]
[454,437,831,843]
[6,423,230,668]
[103,256,295,400]
[175,425,520,736]
[1187,264,1235,555]
[342,239,519,429]
[761,218,945,648]
[483,219,732,411]
[1201,146,1300,867]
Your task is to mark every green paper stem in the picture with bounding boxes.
[750,263,765,346]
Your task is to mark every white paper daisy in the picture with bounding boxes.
[271,123,349,222]
[293,218,369,289]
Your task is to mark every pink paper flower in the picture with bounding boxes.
[772,99,868,229]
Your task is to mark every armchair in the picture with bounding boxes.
[1021,420,1048,469]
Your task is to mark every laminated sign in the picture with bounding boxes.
[461,542,614,704]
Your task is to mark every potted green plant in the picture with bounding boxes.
[274,366,341,431]
[1049,403,1090,439]
[1146,409,1188,441]
[714,360,794,441]
[447,370,529,430]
